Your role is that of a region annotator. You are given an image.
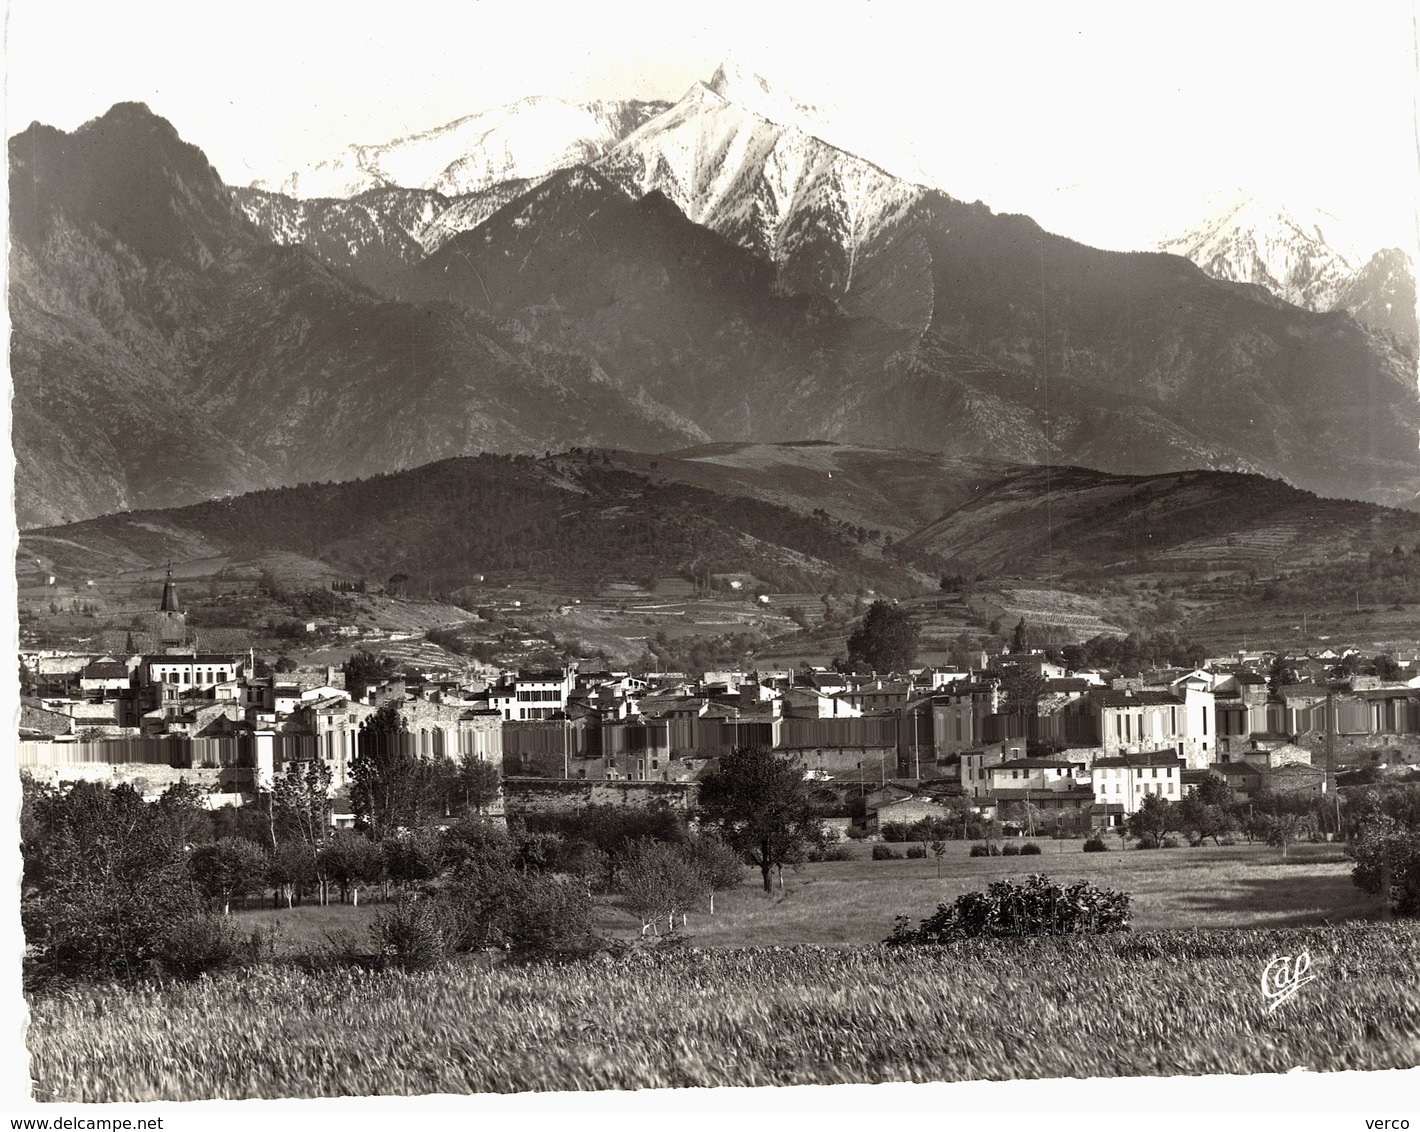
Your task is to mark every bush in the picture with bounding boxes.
[159,914,248,980]
[968,843,1001,857]
[880,821,912,843]
[21,781,202,984]
[431,858,599,955]
[1000,843,1021,857]
[1083,835,1110,852]
[905,845,927,859]
[887,874,1132,944]
[1020,842,1043,856]
[1162,836,1182,849]
[1349,818,1420,915]
[1219,835,1238,846]
[872,845,903,861]
[374,897,447,970]
[808,844,855,862]
[502,874,598,952]
[1136,834,1161,850]
[844,825,870,841]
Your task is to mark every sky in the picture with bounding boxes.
[6,0,1418,257]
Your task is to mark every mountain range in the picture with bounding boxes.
[21,444,1420,600]
[8,105,704,528]
[9,67,1420,532]
[1159,195,1417,347]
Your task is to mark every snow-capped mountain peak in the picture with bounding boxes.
[598,69,930,322]
[253,97,669,199]
[1160,193,1362,311]
[706,60,827,134]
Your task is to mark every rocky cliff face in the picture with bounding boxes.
[12,88,1420,528]
[9,105,703,528]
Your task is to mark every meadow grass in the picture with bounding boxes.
[231,839,1378,952]
[27,924,1420,1101]
[682,840,1374,946]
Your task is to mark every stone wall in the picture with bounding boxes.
[1296,732,1420,766]
[503,777,698,816]
[784,744,898,776]
[21,763,233,794]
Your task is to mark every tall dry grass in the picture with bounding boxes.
[28,923,1420,1101]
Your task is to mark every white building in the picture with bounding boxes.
[1090,751,1186,813]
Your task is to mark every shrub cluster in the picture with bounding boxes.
[872,845,903,861]
[1020,842,1043,856]
[887,875,1132,945]
[1349,817,1420,915]
[807,843,855,862]
[968,844,1000,858]
[1083,835,1111,853]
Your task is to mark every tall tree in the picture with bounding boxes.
[350,703,429,838]
[1127,794,1176,845]
[616,839,706,935]
[1177,792,1235,846]
[697,747,822,893]
[999,669,1047,714]
[845,600,919,673]
[273,757,334,849]
[342,649,398,699]
[456,755,502,816]
[21,781,199,980]
[189,837,268,915]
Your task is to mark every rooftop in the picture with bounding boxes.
[1093,690,1183,708]
[1093,751,1186,768]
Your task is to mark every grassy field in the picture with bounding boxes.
[225,839,1381,955]
[675,840,1376,945]
[27,923,1420,1101]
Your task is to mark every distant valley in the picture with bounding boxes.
[20,444,1420,659]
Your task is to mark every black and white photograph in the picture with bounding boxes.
[5,0,1419,1119]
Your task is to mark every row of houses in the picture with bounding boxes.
[17,576,1410,829]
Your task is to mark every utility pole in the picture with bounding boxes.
[912,704,920,782]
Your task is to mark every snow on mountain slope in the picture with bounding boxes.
[706,60,934,187]
[256,150,388,199]
[247,66,937,315]
[1334,247,1418,346]
[1160,194,1361,311]
[254,98,668,199]
[598,78,925,307]
[415,176,546,253]
[233,185,447,293]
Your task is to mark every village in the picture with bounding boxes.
[18,568,1420,837]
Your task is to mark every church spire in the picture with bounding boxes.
[160,563,180,613]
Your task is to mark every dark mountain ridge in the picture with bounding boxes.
[8,105,703,528]
[11,102,1420,528]
[21,446,1420,608]
[410,167,1419,504]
